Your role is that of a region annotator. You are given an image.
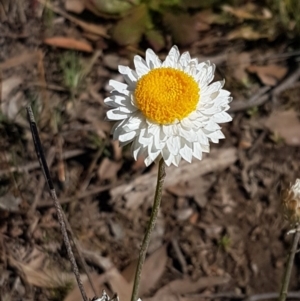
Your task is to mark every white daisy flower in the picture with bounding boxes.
[105,46,232,167]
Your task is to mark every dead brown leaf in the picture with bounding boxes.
[106,268,132,301]
[1,76,26,123]
[98,158,122,181]
[163,12,199,46]
[122,245,168,296]
[64,272,109,301]
[1,76,22,100]
[65,0,85,14]
[44,37,93,52]
[222,3,272,20]
[0,51,39,70]
[227,26,269,40]
[103,54,130,71]
[9,256,75,289]
[112,140,123,161]
[194,9,227,25]
[247,64,288,86]
[265,110,300,146]
[0,193,21,212]
[155,276,230,297]
[140,245,167,295]
[167,178,210,208]
[228,51,251,83]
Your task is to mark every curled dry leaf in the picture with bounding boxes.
[85,0,140,15]
[9,256,75,289]
[163,12,199,46]
[227,26,270,40]
[145,29,165,52]
[247,64,288,86]
[103,54,130,71]
[154,275,231,298]
[0,193,21,212]
[98,157,122,181]
[44,37,93,52]
[65,0,85,14]
[222,3,272,20]
[0,51,39,71]
[122,245,167,295]
[1,76,22,101]
[194,9,228,25]
[140,245,167,295]
[112,4,149,46]
[227,51,251,83]
[265,110,300,146]
[64,272,109,301]
[1,76,27,124]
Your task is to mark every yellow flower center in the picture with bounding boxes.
[134,67,200,124]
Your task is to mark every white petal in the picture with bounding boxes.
[134,55,150,77]
[192,142,202,160]
[147,145,160,161]
[201,81,224,97]
[138,130,153,146]
[109,80,129,95]
[180,117,194,129]
[212,111,232,123]
[162,124,178,136]
[123,117,142,132]
[196,61,209,72]
[196,129,209,145]
[200,104,222,115]
[206,130,225,143]
[133,147,142,160]
[107,108,130,120]
[184,59,198,75]
[117,130,136,144]
[218,89,231,98]
[162,149,174,167]
[166,136,180,155]
[144,156,154,167]
[118,65,138,88]
[179,51,191,68]
[105,94,134,109]
[162,46,180,68]
[179,143,193,163]
[206,64,216,84]
[145,48,162,69]
[172,154,181,166]
[178,126,197,142]
[204,119,221,131]
[201,144,210,153]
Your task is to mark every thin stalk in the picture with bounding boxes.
[278,224,300,301]
[26,106,88,301]
[130,158,166,301]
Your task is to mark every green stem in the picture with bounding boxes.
[130,158,166,301]
[278,224,300,301]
